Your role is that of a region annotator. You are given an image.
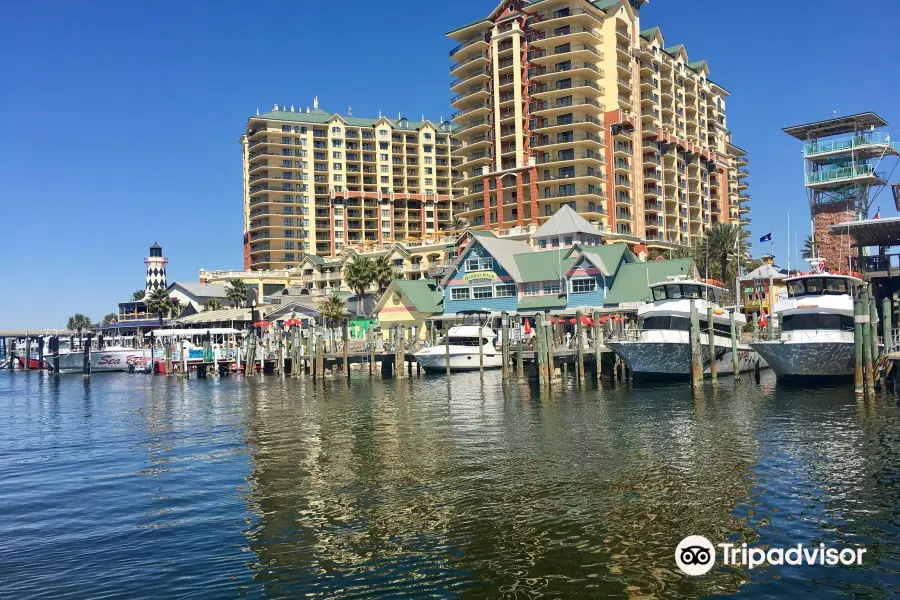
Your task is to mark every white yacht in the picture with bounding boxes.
[750,273,864,379]
[54,343,152,373]
[414,324,503,373]
[606,278,763,378]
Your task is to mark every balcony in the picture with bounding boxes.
[803,132,900,157]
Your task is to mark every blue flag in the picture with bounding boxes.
[759,232,772,243]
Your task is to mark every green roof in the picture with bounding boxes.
[639,26,660,41]
[251,108,453,132]
[602,258,694,306]
[574,243,633,276]
[514,250,576,283]
[664,44,685,57]
[470,230,497,238]
[688,59,708,72]
[304,255,325,265]
[383,279,443,314]
[590,0,620,10]
[517,295,568,311]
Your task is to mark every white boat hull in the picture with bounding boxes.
[414,348,504,372]
[54,348,153,373]
[606,339,764,378]
[749,340,855,378]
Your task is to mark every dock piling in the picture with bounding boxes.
[516,322,524,382]
[444,323,450,377]
[342,319,350,379]
[730,310,739,379]
[689,300,702,389]
[478,322,484,375]
[707,306,718,384]
[23,337,31,371]
[860,289,875,396]
[592,311,601,382]
[501,312,509,379]
[869,294,879,363]
[83,333,92,377]
[854,298,863,395]
[576,310,584,385]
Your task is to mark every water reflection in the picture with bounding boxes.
[0,370,896,599]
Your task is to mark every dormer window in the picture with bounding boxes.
[399,117,409,129]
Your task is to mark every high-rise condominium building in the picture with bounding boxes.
[448,0,750,247]
[240,102,463,270]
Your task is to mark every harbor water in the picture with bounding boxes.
[0,370,898,599]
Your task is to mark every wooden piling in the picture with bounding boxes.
[180,339,187,376]
[478,321,484,374]
[689,300,702,388]
[883,295,893,354]
[592,311,601,382]
[860,289,874,395]
[706,306,717,384]
[368,327,374,376]
[516,324,524,381]
[752,312,759,340]
[444,323,450,377]
[5,338,12,370]
[394,326,403,379]
[83,333,92,377]
[23,337,31,371]
[37,336,44,371]
[854,297,863,395]
[342,319,350,379]
[730,310,739,378]
[149,332,155,375]
[165,335,172,376]
[575,310,584,384]
[537,315,547,384]
[546,315,555,385]
[51,336,60,375]
[316,334,325,380]
[869,295,879,362]
[501,311,509,379]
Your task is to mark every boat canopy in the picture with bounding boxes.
[144,328,245,337]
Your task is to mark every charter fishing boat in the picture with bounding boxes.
[414,313,502,373]
[606,277,763,378]
[750,273,864,379]
[53,344,152,373]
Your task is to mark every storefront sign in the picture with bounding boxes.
[463,271,499,284]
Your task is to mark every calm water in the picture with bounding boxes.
[0,370,898,599]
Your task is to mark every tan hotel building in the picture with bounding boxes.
[448,0,750,246]
[240,103,464,270]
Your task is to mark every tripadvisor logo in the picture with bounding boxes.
[675,535,867,576]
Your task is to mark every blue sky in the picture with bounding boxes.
[1,0,898,329]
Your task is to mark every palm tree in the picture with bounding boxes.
[344,257,374,315]
[170,298,183,318]
[145,287,175,326]
[319,293,346,328]
[446,216,468,233]
[131,289,145,301]
[204,299,223,311]
[647,246,693,261]
[225,279,247,308]
[801,235,815,261]
[694,222,747,283]
[101,313,117,326]
[370,255,397,294]
[67,313,93,333]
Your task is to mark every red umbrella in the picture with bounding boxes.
[549,316,556,325]
[581,314,593,326]
[523,318,532,334]
[568,318,576,324]
[253,320,270,327]
[598,315,611,324]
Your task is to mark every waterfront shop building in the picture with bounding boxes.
[166,282,230,315]
[372,280,445,340]
[448,0,750,250]
[240,100,464,270]
[738,255,788,319]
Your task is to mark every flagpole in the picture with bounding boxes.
[787,212,790,273]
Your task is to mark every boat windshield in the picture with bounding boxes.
[787,277,851,298]
[651,283,721,303]
[781,313,854,332]
[448,336,489,346]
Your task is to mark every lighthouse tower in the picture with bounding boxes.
[145,243,168,291]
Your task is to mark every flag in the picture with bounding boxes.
[523,319,532,335]
[759,232,772,243]
[874,210,881,220]
[759,308,767,328]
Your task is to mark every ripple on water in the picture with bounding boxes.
[0,370,897,599]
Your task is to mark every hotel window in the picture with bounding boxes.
[335,230,343,238]
[284,218,293,226]
[523,283,540,296]
[282,136,291,144]
[380,165,389,172]
[332,127,341,135]
[283,195,292,202]
[332,151,342,159]
[543,281,561,295]
[571,278,596,293]
[284,252,294,261]
[382,209,390,217]
[380,153,389,161]
[334,207,343,215]
[284,230,293,237]
[425,156,433,164]
[284,241,294,249]
[333,174,342,182]
[281,125,291,132]
[451,287,470,301]
[424,132,432,140]
[335,219,343,227]
[425,167,433,175]
[379,129,388,138]
[382,220,390,228]
[425,178,433,185]
[381,176,389,183]
[494,283,515,298]
[332,139,342,147]
[380,142,389,150]
[424,145,433,153]
[538,240,547,248]
[300,139,308,146]
[333,163,342,170]
[564,236,573,245]
[465,257,493,271]
[473,286,493,299]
